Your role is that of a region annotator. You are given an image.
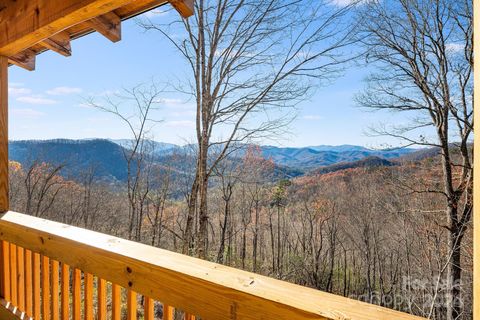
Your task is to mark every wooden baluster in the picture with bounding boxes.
[33,253,41,320]
[61,263,69,320]
[24,249,33,317]
[97,279,107,320]
[9,243,17,306]
[42,256,50,320]
[73,268,81,320]
[112,284,121,320]
[144,297,154,320]
[0,241,10,302]
[127,290,136,320]
[16,246,25,311]
[84,273,93,320]
[184,313,195,320]
[51,260,60,320]
[163,305,174,320]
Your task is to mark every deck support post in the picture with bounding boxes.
[0,55,7,214]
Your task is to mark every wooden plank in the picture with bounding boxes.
[97,279,107,320]
[16,247,25,311]
[61,263,70,320]
[0,56,7,213]
[112,284,121,320]
[0,0,137,57]
[24,250,33,317]
[0,299,23,320]
[163,305,173,320]
[127,290,136,320]
[39,32,72,57]
[144,297,154,320]
[0,211,426,320]
[84,273,93,320]
[8,244,16,306]
[73,268,81,320]
[51,260,60,320]
[41,256,50,320]
[33,253,41,320]
[85,12,121,43]
[0,241,11,301]
[184,313,195,320]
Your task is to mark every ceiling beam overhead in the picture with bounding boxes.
[86,12,122,43]
[169,0,195,18]
[39,32,72,57]
[8,50,36,71]
[0,0,136,57]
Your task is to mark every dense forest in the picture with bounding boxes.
[7,143,473,319]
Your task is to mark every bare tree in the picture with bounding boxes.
[357,1,473,318]
[140,0,356,258]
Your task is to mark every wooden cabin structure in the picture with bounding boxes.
[0,0,476,319]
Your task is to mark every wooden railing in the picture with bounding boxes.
[0,211,425,320]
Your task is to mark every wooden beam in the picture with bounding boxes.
[0,0,136,57]
[39,32,72,57]
[0,299,25,320]
[0,211,426,320]
[169,0,194,18]
[86,12,122,43]
[0,56,7,213]
[8,50,35,71]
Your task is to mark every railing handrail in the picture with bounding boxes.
[0,211,425,320]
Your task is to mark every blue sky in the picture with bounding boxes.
[8,8,416,148]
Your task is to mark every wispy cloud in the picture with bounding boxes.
[46,86,83,95]
[12,108,46,117]
[9,87,32,96]
[446,43,464,53]
[330,0,365,6]
[17,96,58,105]
[302,115,323,121]
[141,9,170,19]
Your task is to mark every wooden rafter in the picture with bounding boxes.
[39,32,72,57]
[170,0,194,18]
[8,50,35,72]
[0,57,6,214]
[86,12,122,43]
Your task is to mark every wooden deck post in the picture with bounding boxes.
[0,55,7,214]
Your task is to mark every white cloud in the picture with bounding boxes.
[142,9,169,19]
[165,120,195,128]
[17,96,58,105]
[46,86,83,95]
[302,115,323,121]
[446,43,464,53]
[9,87,32,96]
[330,0,365,6]
[12,108,45,117]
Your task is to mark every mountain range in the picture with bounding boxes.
[8,139,427,182]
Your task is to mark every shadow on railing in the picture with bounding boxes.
[0,211,425,320]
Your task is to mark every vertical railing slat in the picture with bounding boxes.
[73,268,81,320]
[112,284,121,320]
[33,252,41,320]
[61,263,70,320]
[51,260,60,320]
[42,255,50,320]
[24,249,33,317]
[163,305,174,320]
[127,290,136,320]
[84,273,93,320]
[0,241,10,302]
[97,278,107,320]
[9,243,17,306]
[184,313,195,320]
[144,297,154,320]
[16,246,25,311]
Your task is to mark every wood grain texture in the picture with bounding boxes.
[474,1,479,319]
[15,247,24,311]
[0,211,426,320]
[41,255,50,320]
[8,244,16,306]
[112,284,121,320]
[0,298,23,320]
[61,263,70,320]
[127,290,136,320]
[0,241,11,301]
[51,260,60,320]
[73,268,81,320]
[84,273,94,320]
[97,279,107,320]
[0,56,7,213]
[163,305,174,320]
[33,253,40,320]
[144,297,154,320]
[85,12,121,42]
[24,250,33,317]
